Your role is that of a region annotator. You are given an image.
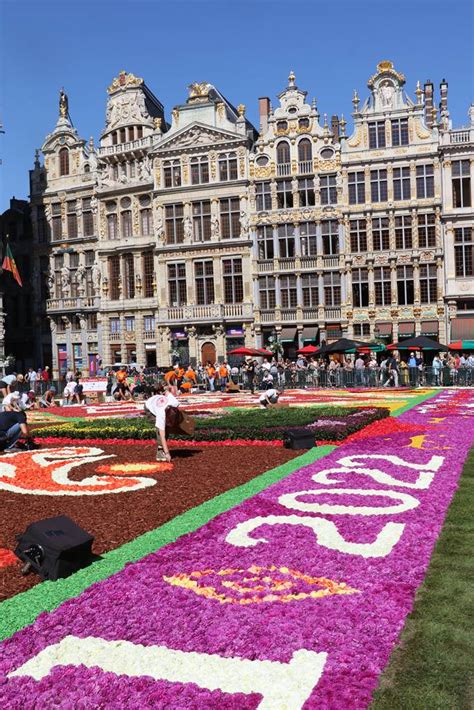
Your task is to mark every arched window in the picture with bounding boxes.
[298,138,312,163]
[276,141,290,165]
[59,147,69,176]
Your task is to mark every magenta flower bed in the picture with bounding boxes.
[1,390,473,708]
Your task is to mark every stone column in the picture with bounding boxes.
[390,261,398,305]
[135,314,145,366]
[49,318,59,379]
[367,263,375,306]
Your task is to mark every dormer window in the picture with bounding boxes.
[191,156,209,185]
[119,128,126,144]
[288,107,297,115]
[298,117,310,129]
[276,120,288,132]
[59,147,69,176]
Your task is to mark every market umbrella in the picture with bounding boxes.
[448,340,474,350]
[254,348,274,357]
[325,338,367,353]
[296,345,319,355]
[387,336,449,352]
[356,342,386,354]
[228,347,259,356]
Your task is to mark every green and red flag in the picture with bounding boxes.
[2,243,22,287]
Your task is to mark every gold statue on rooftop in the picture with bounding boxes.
[59,88,68,118]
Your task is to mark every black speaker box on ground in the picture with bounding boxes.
[15,515,94,581]
[283,428,316,450]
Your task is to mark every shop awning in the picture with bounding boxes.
[421,320,439,337]
[279,327,297,343]
[451,316,474,340]
[375,322,392,337]
[398,321,415,337]
[302,326,318,343]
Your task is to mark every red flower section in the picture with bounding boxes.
[345,418,432,443]
[0,548,17,569]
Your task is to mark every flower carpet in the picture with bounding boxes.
[27,387,434,425]
[0,443,299,600]
[0,389,472,707]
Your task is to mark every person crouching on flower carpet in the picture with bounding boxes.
[144,384,197,463]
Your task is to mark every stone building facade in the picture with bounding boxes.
[28,63,474,376]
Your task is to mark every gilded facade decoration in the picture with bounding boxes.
[107,70,144,94]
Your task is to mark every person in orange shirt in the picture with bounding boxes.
[205,362,216,392]
[218,361,229,392]
[180,365,197,393]
[164,368,178,396]
[115,367,131,401]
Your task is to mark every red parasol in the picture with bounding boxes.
[296,345,319,355]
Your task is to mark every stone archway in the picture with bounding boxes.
[201,341,216,366]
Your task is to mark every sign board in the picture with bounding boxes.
[81,378,108,393]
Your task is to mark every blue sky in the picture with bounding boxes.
[1,0,473,211]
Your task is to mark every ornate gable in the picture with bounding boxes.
[154,123,245,155]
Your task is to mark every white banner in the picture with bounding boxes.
[81,378,108,393]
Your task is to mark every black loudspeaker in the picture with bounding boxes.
[283,428,316,450]
[15,515,94,581]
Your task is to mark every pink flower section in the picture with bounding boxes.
[1,390,473,708]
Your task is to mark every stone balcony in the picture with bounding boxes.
[47,296,99,313]
[97,135,154,158]
[158,302,254,323]
[256,256,339,274]
[259,307,341,324]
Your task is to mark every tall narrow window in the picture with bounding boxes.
[301,274,319,307]
[320,174,337,205]
[369,121,386,149]
[190,156,209,185]
[276,141,290,168]
[374,267,391,305]
[419,264,437,303]
[109,256,121,300]
[323,272,341,306]
[121,211,132,238]
[322,220,339,255]
[52,203,62,241]
[66,200,77,239]
[168,263,187,306]
[165,204,184,244]
[352,268,369,307]
[397,265,414,305]
[280,275,297,308]
[257,225,274,259]
[59,148,69,176]
[418,213,436,247]
[416,164,434,198]
[218,152,238,181]
[82,198,94,236]
[107,213,118,240]
[142,251,154,297]
[370,169,388,202]
[259,275,276,309]
[348,171,365,204]
[192,200,211,242]
[278,224,295,258]
[395,215,412,249]
[194,260,214,304]
[123,254,135,299]
[350,219,367,252]
[298,178,315,206]
[220,197,240,238]
[391,118,409,146]
[276,180,293,208]
[372,217,390,251]
[69,252,79,297]
[223,258,243,303]
[452,160,471,208]
[393,166,411,200]
[454,227,474,277]
[300,222,317,256]
[298,139,312,173]
[140,208,152,236]
[256,181,272,211]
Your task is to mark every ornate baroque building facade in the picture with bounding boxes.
[29,63,474,376]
